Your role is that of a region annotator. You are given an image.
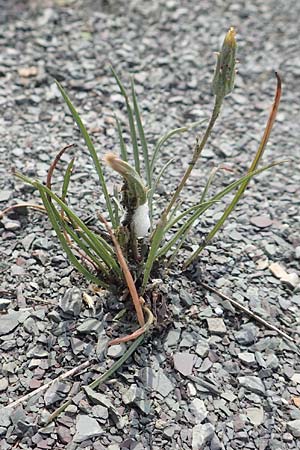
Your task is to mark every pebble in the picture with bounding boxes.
[74,415,103,442]
[238,352,256,366]
[0,190,11,202]
[189,398,208,423]
[192,423,214,449]
[59,287,82,317]
[0,299,11,310]
[235,325,257,345]
[287,419,300,437]
[238,376,266,395]
[139,367,174,397]
[173,352,195,376]
[250,216,273,228]
[195,340,209,358]
[0,408,12,428]
[0,378,9,392]
[246,407,264,426]
[207,318,227,336]
[107,344,126,359]
[291,373,300,384]
[122,384,151,414]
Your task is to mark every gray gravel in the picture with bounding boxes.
[1,0,300,449]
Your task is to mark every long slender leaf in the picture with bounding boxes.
[16,172,121,277]
[62,157,75,202]
[148,158,175,229]
[142,212,167,292]
[184,74,283,267]
[55,81,116,228]
[115,115,128,162]
[111,67,140,174]
[54,209,110,276]
[38,188,109,288]
[157,160,286,260]
[131,78,151,187]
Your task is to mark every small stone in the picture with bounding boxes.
[269,262,287,279]
[0,299,11,310]
[281,272,299,289]
[238,376,266,395]
[195,341,209,358]
[190,398,208,423]
[192,423,214,449]
[295,246,300,260]
[92,405,109,420]
[207,318,227,336]
[235,325,257,345]
[74,415,103,442]
[246,407,264,426]
[0,408,12,428]
[84,387,112,407]
[238,352,255,366]
[4,220,21,231]
[0,190,11,202]
[173,352,195,376]
[165,329,181,347]
[291,373,300,384]
[287,419,300,437]
[59,287,82,317]
[250,216,273,228]
[122,384,151,414]
[0,310,25,335]
[57,426,72,444]
[139,367,174,397]
[0,378,9,392]
[265,354,279,370]
[77,319,102,334]
[107,344,126,359]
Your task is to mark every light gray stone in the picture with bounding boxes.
[246,407,264,426]
[207,318,227,336]
[287,419,300,437]
[238,376,266,395]
[74,415,103,442]
[192,423,214,449]
[190,398,208,423]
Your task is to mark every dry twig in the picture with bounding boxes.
[200,281,297,344]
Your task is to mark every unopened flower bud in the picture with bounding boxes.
[104,152,147,206]
[212,27,237,99]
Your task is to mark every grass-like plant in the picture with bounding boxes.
[13,28,283,340]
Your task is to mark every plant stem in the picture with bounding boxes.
[165,95,223,216]
[184,73,282,267]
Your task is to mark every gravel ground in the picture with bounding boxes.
[1,0,300,449]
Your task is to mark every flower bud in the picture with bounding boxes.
[212,27,237,99]
[104,152,147,206]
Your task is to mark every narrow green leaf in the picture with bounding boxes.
[38,187,108,288]
[62,157,75,202]
[111,67,140,174]
[148,158,175,229]
[150,119,207,175]
[131,78,151,187]
[55,210,110,276]
[55,81,116,228]
[157,160,286,261]
[142,212,167,292]
[25,177,122,277]
[115,115,128,162]
[184,159,287,266]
